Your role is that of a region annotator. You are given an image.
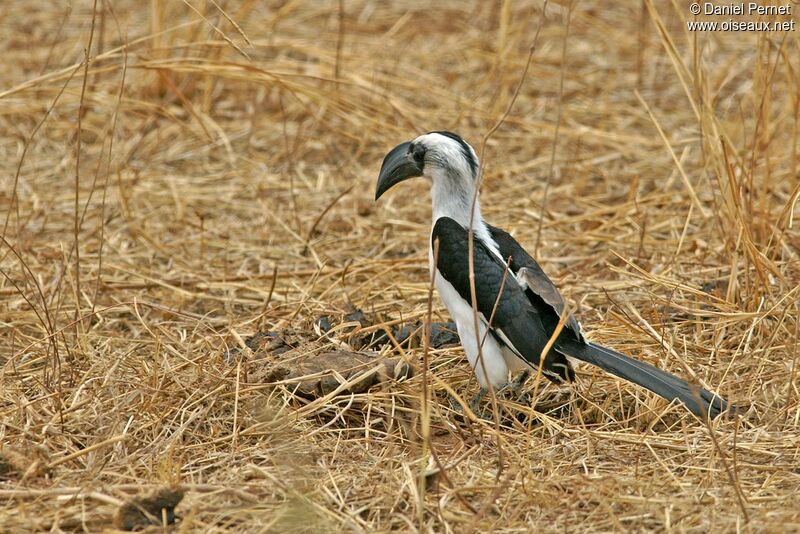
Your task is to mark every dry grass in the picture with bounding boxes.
[1,1,799,531]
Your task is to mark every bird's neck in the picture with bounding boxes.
[430,172,486,232]
[428,175,502,271]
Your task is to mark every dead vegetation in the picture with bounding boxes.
[1,0,799,531]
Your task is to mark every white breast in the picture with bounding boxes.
[429,236,511,389]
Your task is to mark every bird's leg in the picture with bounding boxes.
[452,375,532,413]
[449,387,489,419]
[448,394,464,414]
[505,370,532,407]
[468,387,488,415]
[510,370,530,397]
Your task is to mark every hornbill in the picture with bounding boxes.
[375,131,730,419]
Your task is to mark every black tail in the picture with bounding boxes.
[558,339,731,419]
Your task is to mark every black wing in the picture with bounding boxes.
[431,217,575,382]
[486,224,731,418]
[486,224,584,341]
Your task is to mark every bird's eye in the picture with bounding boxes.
[411,146,426,165]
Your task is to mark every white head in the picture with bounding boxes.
[375,131,481,226]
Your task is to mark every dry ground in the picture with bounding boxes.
[1,1,799,532]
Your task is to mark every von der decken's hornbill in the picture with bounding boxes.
[375,131,731,419]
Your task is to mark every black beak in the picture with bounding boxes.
[375,141,424,200]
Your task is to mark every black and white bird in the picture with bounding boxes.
[375,131,730,419]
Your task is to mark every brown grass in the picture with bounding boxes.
[1,1,799,531]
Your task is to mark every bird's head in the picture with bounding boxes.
[374,131,479,201]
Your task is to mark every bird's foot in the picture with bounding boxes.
[449,379,539,422]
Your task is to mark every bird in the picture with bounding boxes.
[374,131,731,419]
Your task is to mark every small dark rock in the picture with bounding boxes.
[223,347,241,364]
[700,280,727,295]
[430,322,459,347]
[393,324,419,346]
[247,331,293,355]
[700,281,717,293]
[344,309,368,327]
[113,487,184,531]
[314,316,333,333]
[387,321,459,349]
[244,331,276,349]
[225,332,293,364]
[314,308,368,338]
[354,329,389,350]
[0,448,31,480]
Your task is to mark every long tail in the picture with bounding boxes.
[558,339,731,418]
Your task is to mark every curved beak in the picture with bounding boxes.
[375,141,423,200]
